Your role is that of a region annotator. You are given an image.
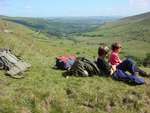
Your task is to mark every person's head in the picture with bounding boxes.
[98,46,109,58]
[111,42,122,53]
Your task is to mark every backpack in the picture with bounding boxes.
[55,55,76,70]
[64,57,100,77]
[0,49,31,78]
[0,56,10,70]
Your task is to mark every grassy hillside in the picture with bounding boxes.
[0,16,117,37]
[0,13,150,113]
[84,12,150,42]
[81,12,150,60]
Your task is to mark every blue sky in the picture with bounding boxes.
[0,0,150,17]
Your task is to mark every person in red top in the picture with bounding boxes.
[109,42,122,66]
[109,42,149,77]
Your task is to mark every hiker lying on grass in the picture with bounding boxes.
[96,46,114,76]
[97,45,146,85]
[109,42,149,77]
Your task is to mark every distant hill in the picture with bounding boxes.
[84,12,150,43]
[0,16,118,37]
[121,12,150,22]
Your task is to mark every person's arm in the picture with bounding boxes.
[111,65,116,71]
[118,56,122,63]
[112,53,122,65]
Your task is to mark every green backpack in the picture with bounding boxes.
[64,57,100,77]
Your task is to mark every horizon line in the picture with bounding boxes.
[0,11,150,18]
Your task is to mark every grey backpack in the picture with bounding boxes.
[0,49,31,78]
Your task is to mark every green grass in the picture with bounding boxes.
[0,14,150,113]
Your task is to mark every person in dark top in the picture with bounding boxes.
[96,46,114,76]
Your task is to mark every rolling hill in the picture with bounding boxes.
[0,16,118,37]
[79,12,150,60]
[0,12,150,113]
[84,12,150,42]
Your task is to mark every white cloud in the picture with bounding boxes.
[129,0,150,9]
[128,0,150,14]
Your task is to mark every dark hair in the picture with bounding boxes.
[98,46,109,56]
[111,42,122,51]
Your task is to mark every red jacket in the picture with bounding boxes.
[109,52,122,66]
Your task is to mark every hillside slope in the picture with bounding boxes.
[79,12,150,60]
[84,12,150,42]
[0,16,150,113]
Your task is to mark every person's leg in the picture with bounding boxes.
[113,69,130,81]
[117,58,137,75]
[113,69,145,85]
[117,58,149,77]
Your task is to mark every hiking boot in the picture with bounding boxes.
[139,71,150,77]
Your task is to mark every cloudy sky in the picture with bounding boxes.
[0,0,150,17]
